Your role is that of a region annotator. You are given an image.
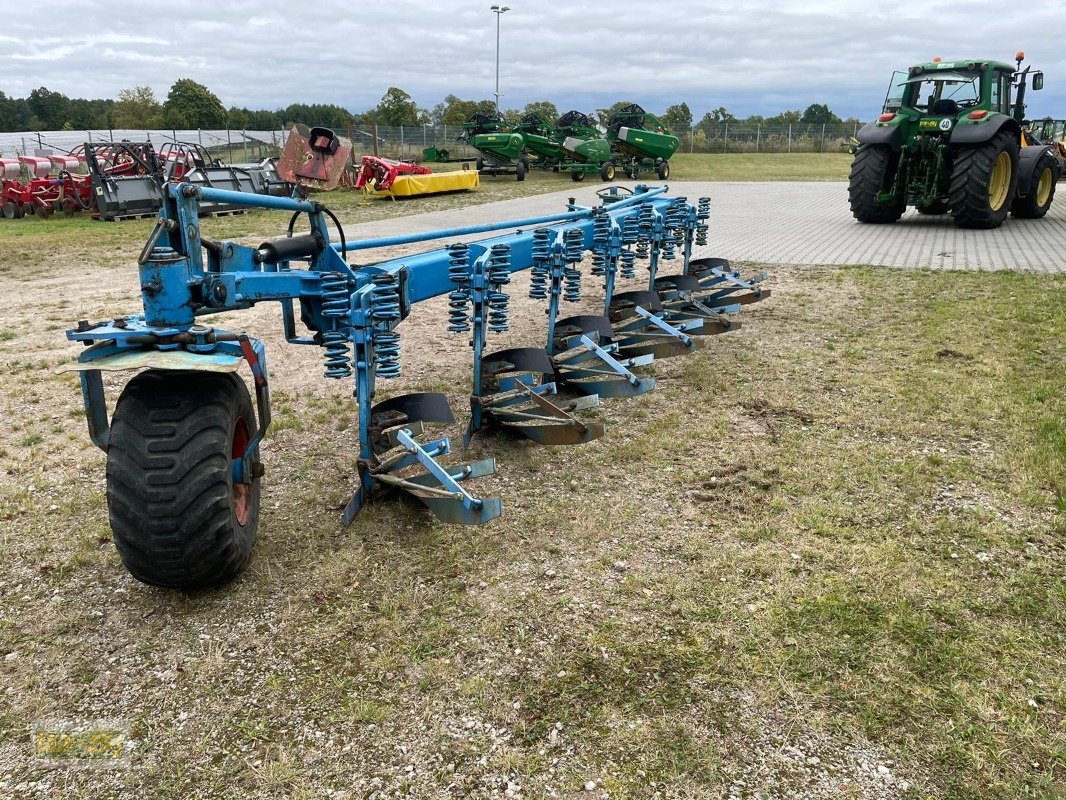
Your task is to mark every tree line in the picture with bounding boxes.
[0,79,859,134]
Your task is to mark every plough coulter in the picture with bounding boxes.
[63,170,769,589]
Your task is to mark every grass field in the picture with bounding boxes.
[0,155,1062,799]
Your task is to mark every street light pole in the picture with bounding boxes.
[490,5,510,113]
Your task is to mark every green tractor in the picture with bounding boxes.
[850,52,1058,228]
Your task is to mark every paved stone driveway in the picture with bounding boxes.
[344,181,1066,273]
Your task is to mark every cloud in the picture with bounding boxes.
[0,0,1063,121]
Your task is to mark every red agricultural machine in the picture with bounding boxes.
[1,153,93,218]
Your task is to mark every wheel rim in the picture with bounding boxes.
[988,151,1011,211]
[1036,167,1053,206]
[606,165,615,180]
[231,417,252,526]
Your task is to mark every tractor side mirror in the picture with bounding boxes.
[1033,72,1044,91]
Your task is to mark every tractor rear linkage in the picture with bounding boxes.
[64,182,770,587]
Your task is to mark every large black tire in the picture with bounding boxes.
[1011,152,1057,219]
[848,144,904,223]
[600,161,616,181]
[916,199,949,215]
[516,159,526,182]
[948,130,1019,229]
[106,370,260,588]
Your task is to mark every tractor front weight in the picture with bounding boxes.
[64,183,770,588]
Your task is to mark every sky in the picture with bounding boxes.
[2,1,1065,123]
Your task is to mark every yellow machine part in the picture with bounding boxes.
[385,170,479,197]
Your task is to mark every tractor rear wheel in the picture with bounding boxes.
[916,199,949,214]
[571,170,584,182]
[657,160,670,180]
[948,130,1019,229]
[848,144,904,223]
[1011,152,1057,219]
[106,370,260,588]
[600,162,616,181]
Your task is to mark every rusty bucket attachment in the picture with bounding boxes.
[608,290,707,360]
[551,315,656,398]
[687,257,772,308]
[276,123,353,191]
[473,347,605,446]
[346,392,502,526]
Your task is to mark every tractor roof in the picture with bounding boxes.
[909,59,1015,75]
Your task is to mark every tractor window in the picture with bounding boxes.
[883,71,908,112]
[998,73,1013,114]
[905,72,981,112]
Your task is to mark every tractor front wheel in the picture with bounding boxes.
[600,162,616,181]
[1011,152,1057,219]
[848,144,904,223]
[949,130,1019,229]
[106,370,260,588]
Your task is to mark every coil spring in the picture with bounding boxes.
[370,273,400,323]
[639,203,655,234]
[696,197,710,247]
[620,249,636,279]
[374,331,401,378]
[488,243,511,286]
[448,242,470,287]
[531,228,551,261]
[448,290,470,332]
[319,271,352,379]
[529,228,551,300]
[591,250,606,276]
[529,264,548,299]
[635,238,649,260]
[697,197,711,221]
[321,330,351,379]
[321,271,349,319]
[488,290,509,332]
[564,227,584,263]
[620,214,639,245]
[662,237,676,261]
[593,208,610,246]
[563,265,582,302]
[666,198,687,231]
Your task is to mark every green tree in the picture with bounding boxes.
[367,87,425,126]
[164,79,226,128]
[800,103,842,125]
[521,100,558,124]
[432,95,496,126]
[0,91,18,132]
[662,102,693,133]
[767,109,802,125]
[27,87,70,129]
[114,86,164,128]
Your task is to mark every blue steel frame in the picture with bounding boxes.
[66,181,738,525]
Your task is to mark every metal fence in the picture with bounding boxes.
[0,123,866,162]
